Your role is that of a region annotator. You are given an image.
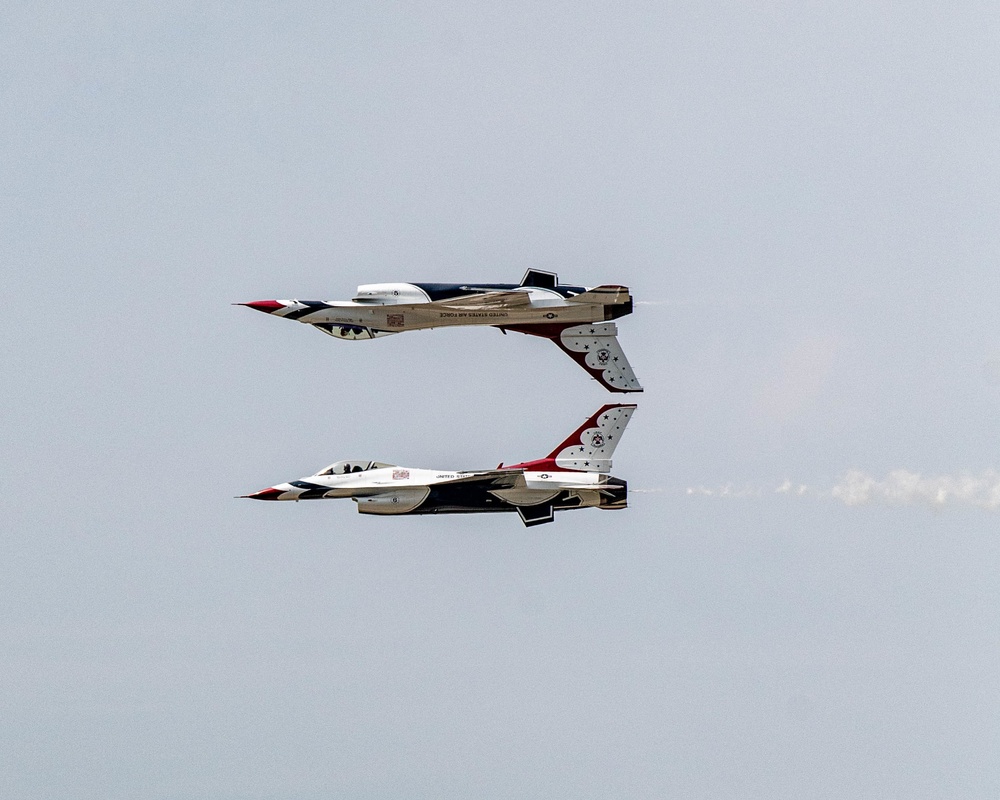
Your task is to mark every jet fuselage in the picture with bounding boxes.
[243,282,632,341]
[245,462,626,524]
[243,403,637,526]
[240,274,642,392]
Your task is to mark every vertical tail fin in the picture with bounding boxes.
[555,323,642,392]
[506,404,637,473]
[498,322,643,392]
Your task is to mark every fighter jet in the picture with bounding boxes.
[242,403,636,527]
[238,270,642,393]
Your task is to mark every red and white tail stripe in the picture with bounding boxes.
[506,404,637,473]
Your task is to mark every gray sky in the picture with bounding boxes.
[3,2,999,797]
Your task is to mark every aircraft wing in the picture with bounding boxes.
[436,470,612,486]
[552,323,643,393]
[436,470,523,487]
[431,291,532,312]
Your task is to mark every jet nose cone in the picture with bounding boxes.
[238,300,285,314]
[242,487,285,500]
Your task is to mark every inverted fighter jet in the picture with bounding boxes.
[242,404,636,526]
[238,270,642,393]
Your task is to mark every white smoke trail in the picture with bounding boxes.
[634,485,790,497]
[829,469,1000,510]
[633,295,779,308]
[774,481,813,496]
[631,485,763,498]
[685,484,763,499]
[675,469,1000,511]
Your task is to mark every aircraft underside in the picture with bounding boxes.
[356,479,628,527]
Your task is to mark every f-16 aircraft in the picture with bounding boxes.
[238,270,642,393]
[242,404,636,527]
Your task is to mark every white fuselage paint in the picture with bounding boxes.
[243,402,635,521]
[265,466,604,502]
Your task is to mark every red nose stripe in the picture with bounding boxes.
[244,487,284,500]
[240,300,285,313]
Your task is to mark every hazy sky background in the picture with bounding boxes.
[3,2,999,797]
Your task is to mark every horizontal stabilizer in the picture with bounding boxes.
[565,285,632,308]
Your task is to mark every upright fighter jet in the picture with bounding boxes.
[238,270,642,393]
[242,404,636,526]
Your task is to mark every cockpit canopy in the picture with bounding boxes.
[314,460,395,476]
